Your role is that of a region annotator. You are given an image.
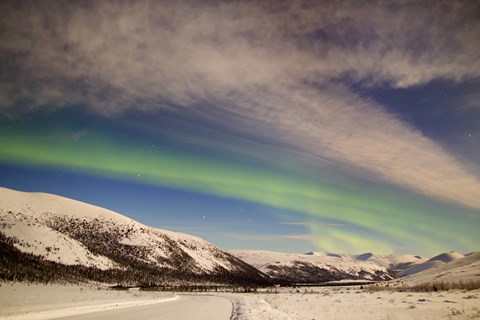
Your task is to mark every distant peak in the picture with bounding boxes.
[428,251,464,263]
[356,252,374,261]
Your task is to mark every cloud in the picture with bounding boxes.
[280,222,348,227]
[225,233,316,242]
[1,0,480,208]
[279,222,310,226]
[280,234,318,241]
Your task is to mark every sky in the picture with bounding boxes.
[0,0,479,256]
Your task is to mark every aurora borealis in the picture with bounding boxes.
[1,1,479,256]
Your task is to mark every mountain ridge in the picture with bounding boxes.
[229,249,400,283]
[0,187,269,286]
[2,187,475,287]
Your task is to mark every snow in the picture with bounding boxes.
[230,250,345,268]
[0,283,178,319]
[229,249,392,279]
[158,229,232,272]
[229,286,480,320]
[1,221,116,270]
[375,254,427,267]
[2,187,478,319]
[401,252,480,284]
[429,252,465,263]
[1,249,478,320]
[0,284,231,320]
[1,296,179,320]
[0,187,133,224]
[2,283,479,320]
[177,241,231,272]
[401,251,466,277]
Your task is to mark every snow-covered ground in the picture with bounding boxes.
[399,252,477,280]
[229,287,480,320]
[1,283,479,320]
[0,283,178,319]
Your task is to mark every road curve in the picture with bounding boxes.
[53,295,232,320]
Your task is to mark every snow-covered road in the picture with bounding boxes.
[52,295,232,320]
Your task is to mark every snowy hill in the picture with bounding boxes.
[400,252,480,284]
[0,187,268,285]
[399,251,465,277]
[229,250,395,283]
[356,253,427,275]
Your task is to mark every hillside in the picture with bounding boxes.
[0,187,269,286]
[355,253,427,275]
[399,251,480,284]
[399,251,464,277]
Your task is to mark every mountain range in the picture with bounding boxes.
[1,187,478,286]
[229,250,420,283]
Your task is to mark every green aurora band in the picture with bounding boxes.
[1,126,478,255]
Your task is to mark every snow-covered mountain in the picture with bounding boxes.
[399,251,465,277]
[400,252,480,284]
[0,187,268,285]
[353,252,427,275]
[229,250,396,283]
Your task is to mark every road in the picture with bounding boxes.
[53,295,233,320]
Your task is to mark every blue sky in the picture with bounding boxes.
[0,0,479,256]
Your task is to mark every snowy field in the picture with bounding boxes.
[230,286,480,320]
[1,283,479,320]
[0,283,180,319]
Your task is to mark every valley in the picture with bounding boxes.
[1,187,479,320]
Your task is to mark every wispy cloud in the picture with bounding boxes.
[280,222,310,226]
[224,233,316,242]
[280,234,318,241]
[1,1,480,208]
[280,222,348,227]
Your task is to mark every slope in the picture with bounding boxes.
[0,187,269,285]
[400,252,480,284]
[356,253,427,275]
[399,251,465,277]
